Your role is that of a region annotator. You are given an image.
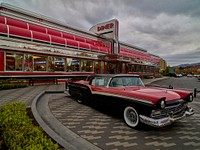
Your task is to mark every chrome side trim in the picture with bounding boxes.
[92,91,153,105]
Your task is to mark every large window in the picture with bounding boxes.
[4,51,100,73]
[94,62,99,74]
[54,57,65,71]
[48,56,55,71]
[33,55,47,71]
[81,60,93,72]
[24,54,33,71]
[6,52,23,71]
[67,58,80,71]
[47,57,66,71]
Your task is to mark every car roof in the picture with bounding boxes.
[93,74,140,78]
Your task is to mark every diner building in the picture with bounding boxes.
[0,3,161,77]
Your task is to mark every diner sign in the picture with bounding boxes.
[89,19,119,41]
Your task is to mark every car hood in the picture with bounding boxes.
[121,86,186,104]
[135,87,181,100]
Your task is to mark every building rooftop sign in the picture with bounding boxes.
[89,19,119,41]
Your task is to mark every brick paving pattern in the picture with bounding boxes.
[0,84,65,106]
[49,94,200,150]
[0,80,200,150]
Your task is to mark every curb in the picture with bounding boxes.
[31,90,101,150]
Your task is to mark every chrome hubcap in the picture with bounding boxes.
[127,110,137,123]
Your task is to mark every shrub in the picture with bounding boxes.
[154,74,163,78]
[0,83,27,90]
[0,102,59,149]
[143,75,154,79]
[0,79,11,84]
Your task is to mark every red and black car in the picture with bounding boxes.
[66,74,194,128]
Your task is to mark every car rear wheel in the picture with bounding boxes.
[69,89,85,104]
[124,106,139,128]
[77,99,84,104]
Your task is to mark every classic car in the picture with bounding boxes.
[66,74,194,128]
[197,75,200,80]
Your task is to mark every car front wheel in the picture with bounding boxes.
[124,106,140,128]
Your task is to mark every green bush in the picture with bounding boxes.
[0,79,11,84]
[0,102,59,150]
[143,75,154,79]
[0,83,27,90]
[155,74,163,78]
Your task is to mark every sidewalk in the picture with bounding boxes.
[0,83,65,107]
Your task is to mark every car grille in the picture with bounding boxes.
[152,102,187,119]
[164,103,186,114]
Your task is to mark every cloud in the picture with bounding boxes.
[1,0,200,66]
[165,48,200,65]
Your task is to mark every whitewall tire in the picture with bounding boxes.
[124,106,139,128]
[77,99,84,104]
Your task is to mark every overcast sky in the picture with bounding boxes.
[1,0,200,66]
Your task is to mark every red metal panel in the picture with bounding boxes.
[94,41,103,46]
[9,25,31,38]
[51,35,65,45]
[66,39,78,47]
[63,33,75,40]
[85,39,95,45]
[47,28,61,36]
[79,42,90,50]
[0,51,4,71]
[90,45,99,51]
[0,15,5,24]
[120,48,125,52]
[0,23,8,34]
[32,31,50,42]
[74,36,85,42]
[99,47,108,53]
[29,23,46,33]
[6,17,27,29]
[120,51,127,56]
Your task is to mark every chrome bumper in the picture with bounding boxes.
[64,89,70,96]
[140,108,194,127]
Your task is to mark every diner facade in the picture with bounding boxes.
[0,3,161,77]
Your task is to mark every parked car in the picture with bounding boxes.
[187,74,193,77]
[197,75,200,80]
[175,74,183,77]
[66,74,194,128]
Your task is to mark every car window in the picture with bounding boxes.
[109,77,144,87]
[91,77,109,87]
[110,78,123,87]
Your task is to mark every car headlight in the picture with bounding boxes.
[184,94,193,102]
[157,99,166,109]
[189,94,193,102]
[160,100,166,109]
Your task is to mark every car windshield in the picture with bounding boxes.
[109,76,144,87]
